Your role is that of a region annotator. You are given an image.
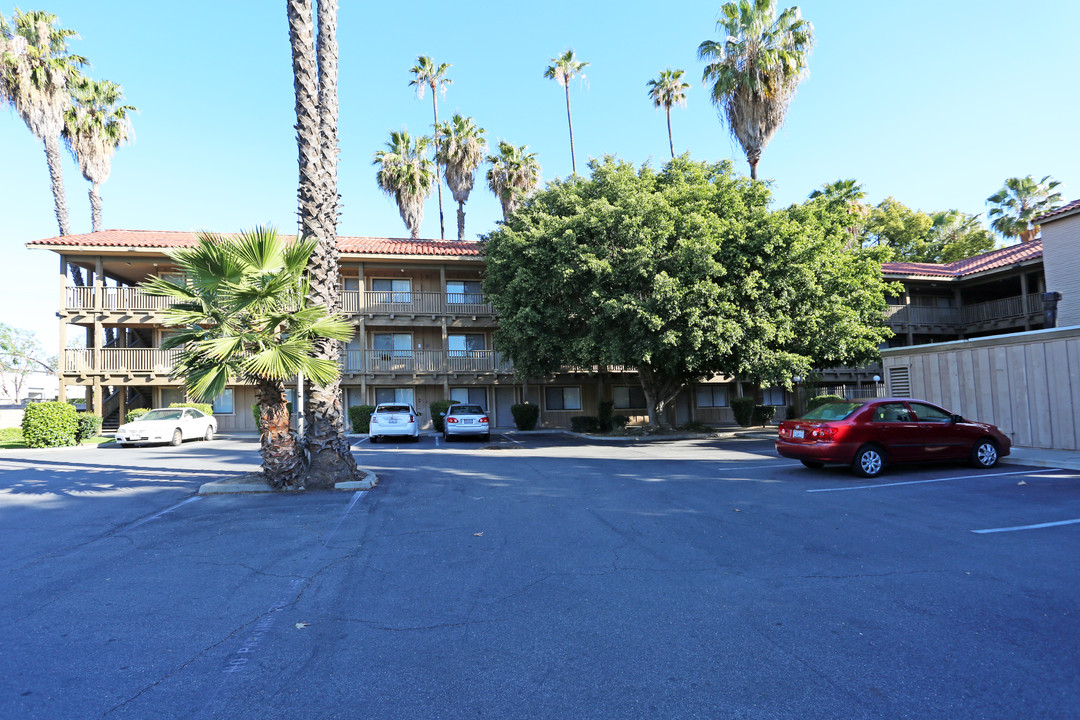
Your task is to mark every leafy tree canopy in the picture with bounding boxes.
[482,156,893,426]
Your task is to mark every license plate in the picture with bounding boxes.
[388,418,399,424]
[463,419,474,425]
[792,429,804,439]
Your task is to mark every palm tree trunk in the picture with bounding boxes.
[457,202,466,241]
[44,136,71,237]
[256,379,306,489]
[89,183,102,233]
[564,84,576,174]
[288,0,321,242]
[432,90,444,239]
[666,107,674,159]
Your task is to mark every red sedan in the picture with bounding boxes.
[776,398,1011,478]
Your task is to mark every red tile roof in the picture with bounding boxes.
[1036,198,1080,224]
[26,229,483,257]
[882,240,1042,278]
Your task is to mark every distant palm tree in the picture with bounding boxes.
[698,0,814,179]
[646,69,690,158]
[986,175,1063,243]
[374,130,436,238]
[0,10,87,280]
[486,141,541,221]
[409,56,452,239]
[141,227,353,489]
[544,50,588,174]
[437,114,487,241]
[62,78,135,232]
[925,210,995,262]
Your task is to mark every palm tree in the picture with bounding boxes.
[925,210,995,262]
[986,175,1064,244]
[646,69,690,158]
[141,227,353,489]
[698,0,814,180]
[436,114,487,241]
[0,10,87,280]
[486,141,541,221]
[409,56,452,239]
[544,50,588,174]
[62,78,135,232]
[374,130,435,238]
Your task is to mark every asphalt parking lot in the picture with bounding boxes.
[2,432,1078,719]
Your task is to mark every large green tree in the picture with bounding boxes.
[486,140,541,221]
[698,0,813,180]
[409,56,452,239]
[544,50,588,174]
[646,68,690,159]
[374,129,435,238]
[482,157,891,427]
[436,113,487,241]
[986,175,1063,244]
[142,228,353,489]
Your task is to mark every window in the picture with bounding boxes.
[872,402,911,423]
[375,387,414,405]
[696,385,728,408]
[910,402,952,423]
[160,388,185,408]
[212,389,235,414]
[371,278,411,302]
[613,386,646,409]
[545,386,581,411]
[762,386,786,406]
[448,334,485,356]
[373,333,412,357]
[284,389,296,410]
[346,388,367,408]
[342,277,360,292]
[450,387,487,406]
[447,280,483,304]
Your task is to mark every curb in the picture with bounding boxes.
[198,468,379,494]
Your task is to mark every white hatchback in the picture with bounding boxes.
[369,403,420,442]
[114,407,217,447]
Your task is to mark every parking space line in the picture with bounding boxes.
[972,518,1080,534]
[807,468,1061,493]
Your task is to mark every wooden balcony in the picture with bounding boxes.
[343,350,514,375]
[63,348,181,375]
[885,293,1042,333]
[959,293,1042,326]
[342,291,494,317]
[65,286,173,313]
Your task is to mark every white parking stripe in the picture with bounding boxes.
[973,518,1080,534]
[807,468,1061,493]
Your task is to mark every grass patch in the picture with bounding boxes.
[0,427,114,449]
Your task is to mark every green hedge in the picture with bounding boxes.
[252,402,293,431]
[429,400,459,433]
[611,414,630,430]
[348,405,377,434]
[75,413,102,442]
[731,396,755,427]
[126,407,150,423]
[570,415,601,433]
[511,403,539,431]
[752,405,777,425]
[598,400,615,432]
[807,394,845,411]
[22,401,78,448]
[170,402,214,416]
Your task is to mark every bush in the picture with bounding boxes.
[570,415,601,433]
[75,413,103,442]
[22,401,78,448]
[786,404,799,420]
[347,405,377,434]
[252,402,293,431]
[429,400,459,433]
[170,402,214,416]
[611,414,630,430]
[752,405,777,425]
[598,400,615,432]
[511,402,540,431]
[731,396,755,427]
[807,394,845,411]
[126,408,150,423]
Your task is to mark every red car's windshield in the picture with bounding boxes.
[799,402,865,421]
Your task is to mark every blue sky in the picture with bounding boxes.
[3,0,1078,352]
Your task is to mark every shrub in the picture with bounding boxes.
[347,405,377,434]
[511,402,540,431]
[170,402,214,416]
[752,405,777,426]
[731,396,755,427]
[786,404,799,420]
[126,407,150,423]
[598,400,615,432]
[807,394,845,411]
[22,401,78,448]
[610,414,630,430]
[429,400,459,433]
[252,402,293,431]
[570,415,601,433]
[75,413,103,442]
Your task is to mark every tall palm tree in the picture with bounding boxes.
[436,114,487,241]
[646,69,690,158]
[409,56,452,239]
[141,227,353,489]
[486,141,541,221]
[698,0,814,180]
[986,175,1063,244]
[0,10,87,281]
[544,50,588,174]
[374,130,436,238]
[62,78,135,232]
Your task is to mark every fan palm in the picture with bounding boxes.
[436,114,487,241]
[698,0,813,180]
[409,56,452,239]
[0,10,87,280]
[374,130,435,238]
[646,69,690,158]
[62,78,135,232]
[486,141,541,221]
[544,50,588,174]
[986,175,1063,244]
[141,227,353,490]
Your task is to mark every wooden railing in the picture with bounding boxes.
[63,348,181,374]
[343,349,513,374]
[960,293,1042,325]
[884,304,960,326]
[65,286,173,312]
[340,291,494,316]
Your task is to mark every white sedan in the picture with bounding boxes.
[114,408,217,447]
[369,403,420,442]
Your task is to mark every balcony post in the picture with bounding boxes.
[94,256,105,313]
[358,262,365,312]
[59,253,68,309]
[1020,271,1031,331]
[440,265,447,314]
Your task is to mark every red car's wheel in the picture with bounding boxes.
[852,445,886,478]
[970,439,999,469]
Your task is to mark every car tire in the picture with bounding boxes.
[852,445,885,478]
[369,436,377,444]
[115,441,127,448]
[800,460,824,469]
[412,434,420,442]
[483,433,490,442]
[203,426,214,442]
[170,429,183,447]
[970,438,999,469]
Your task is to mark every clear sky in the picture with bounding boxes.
[3,0,1078,354]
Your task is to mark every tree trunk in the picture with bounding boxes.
[432,89,444,239]
[638,368,686,430]
[89,183,102,233]
[565,84,576,174]
[44,137,70,238]
[457,202,466,241]
[666,107,674,159]
[256,379,306,489]
[288,0,321,243]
